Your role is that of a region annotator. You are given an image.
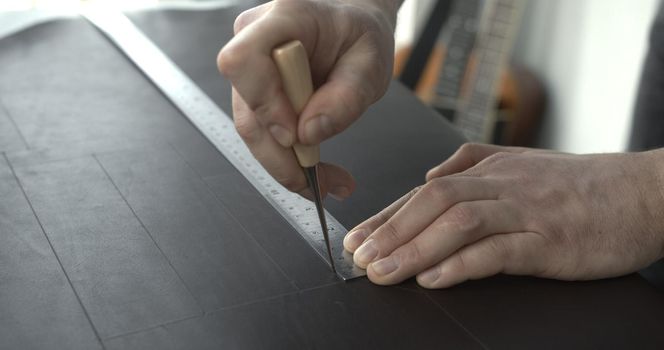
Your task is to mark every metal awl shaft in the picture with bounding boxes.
[303,165,336,273]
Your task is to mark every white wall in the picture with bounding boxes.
[397,0,660,153]
[395,0,434,50]
[513,0,660,152]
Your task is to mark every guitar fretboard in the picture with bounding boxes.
[454,0,525,142]
[432,0,481,112]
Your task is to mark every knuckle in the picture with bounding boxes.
[493,151,514,159]
[233,9,254,34]
[458,142,479,155]
[252,99,294,128]
[485,151,513,165]
[425,178,458,203]
[253,101,276,122]
[371,61,392,99]
[450,252,468,276]
[234,114,261,143]
[446,203,482,234]
[472,152,516,176]
[217,43,245,76]
[407,185,423,200]
[487,236,509,262]
[337,89,366,123]
[374,208,392,227]
[378,219,403,247]
[400,242,425,266]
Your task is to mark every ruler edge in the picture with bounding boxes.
[81,9,366,281]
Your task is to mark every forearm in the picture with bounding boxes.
[642,148,664,259]
[645,148,664,207]
[652,148,664,205]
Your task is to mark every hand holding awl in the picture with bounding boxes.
[272,40,336,273]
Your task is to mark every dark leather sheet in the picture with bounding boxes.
[0,4,663,349]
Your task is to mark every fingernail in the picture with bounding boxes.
[418,267,440,286]
[329,186,351,201]
[371,256,399,276]
[354,239,378,266]
[305,115,334,142]
[269,124,293,147]
[343,228,368,252]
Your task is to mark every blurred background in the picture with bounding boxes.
[395,0,660,153]
[0,0,660,153]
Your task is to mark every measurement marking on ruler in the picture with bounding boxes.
[83,9,365,280]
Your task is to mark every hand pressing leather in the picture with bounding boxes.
[344,143,664,288]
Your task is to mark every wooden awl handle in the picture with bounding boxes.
[272,40,319,168]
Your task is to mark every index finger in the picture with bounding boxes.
[351,177,502,269]
[232,89,356,199]
[218,13,312,147]
[343,186,422,253]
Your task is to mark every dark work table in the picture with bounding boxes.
[1,3,663,349]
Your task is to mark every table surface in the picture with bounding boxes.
[1,4,663,350]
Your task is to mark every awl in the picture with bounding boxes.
[272,40,336,273]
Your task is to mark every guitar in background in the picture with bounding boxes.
[394,0,546,146]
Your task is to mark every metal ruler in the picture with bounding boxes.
[83,9,365,280]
